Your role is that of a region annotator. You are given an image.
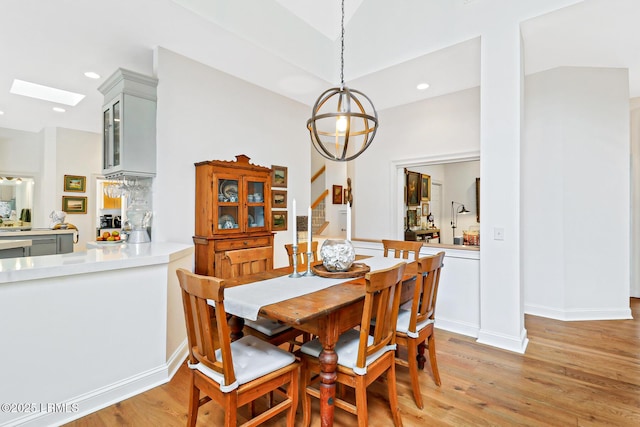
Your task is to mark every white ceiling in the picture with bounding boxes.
[1,0,639,134]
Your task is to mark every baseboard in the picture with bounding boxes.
[434,317,479,338]
[4,340,189,427]
[525,304,633,321]
[476,327,529,354]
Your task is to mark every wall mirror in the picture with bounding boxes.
[0,176,34,227]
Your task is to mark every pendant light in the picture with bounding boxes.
[307,0,378,162]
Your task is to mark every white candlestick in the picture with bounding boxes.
[292,199,297,245]
[346,202,351,241]
[308,206,313,243]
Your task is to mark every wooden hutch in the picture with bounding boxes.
[193,155,274,277]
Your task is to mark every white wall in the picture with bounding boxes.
[631,97,640,298]
[152,47,311,268]
[522,67,631,320]
[355,87,481,241]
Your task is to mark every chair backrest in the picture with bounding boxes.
[356,262,407,371]
[410,252,445,330]
[225,246,273,277]
[382,239,423,261]
[284,241,319,266]
[176,268,236,388]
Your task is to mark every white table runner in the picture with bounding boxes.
[222,256,406,320]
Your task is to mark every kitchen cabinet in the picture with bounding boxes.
[0,230,74,256]
[193,155,274,277]
[98,68,158,179]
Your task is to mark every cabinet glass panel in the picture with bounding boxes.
[246,181,264,203]
[103,109,110,169]
[218,206,239,230]
[218,179,239,203]
[112,100,121,168]
[248,206,265,228]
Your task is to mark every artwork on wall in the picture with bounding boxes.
[407,209,417,227]
[272,211,288,231]
[420,174,431,202]
[272,190,287,209]
[332,185,343,204]
[62,196,87,214]
[406,170,420,206]
[271,165,288,188]
[64,175,86,192]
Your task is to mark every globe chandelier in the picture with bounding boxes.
[307,0,378,162]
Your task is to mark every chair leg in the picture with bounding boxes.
[301,358,312,427]
[407,340,424,409]
[428,334,441,386]
[386,361,403,427]
[187,374,199,427]
[286,367,299,427]
[355,375,368,427]
[223,393,238,427]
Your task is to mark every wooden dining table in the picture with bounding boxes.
[223,258,417,427]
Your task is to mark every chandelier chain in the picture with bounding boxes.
[340,0,345,86]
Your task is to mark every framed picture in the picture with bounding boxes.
[272,190,287,209]
[272,211,288,231]
[62,196,87,214]
[416,207,422,217]
[422,202,430,217]
[406,171,421,206]
[64,175,86,193]
[333,185,343,204]
[407,209,417,227]
[420,174,431,202]
[271,165,288,188]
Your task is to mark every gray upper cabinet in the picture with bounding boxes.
[99,68,158,179]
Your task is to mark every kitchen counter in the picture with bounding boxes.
[0,241,194,426]
[0,228,75,236]
[0,239,32,250]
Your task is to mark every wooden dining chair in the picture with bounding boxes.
[225,247,308,350]
[382,239,423,261]
[298,262,407,427]
[176,268,299,427]
[395,251,445,409]
[284,241,319,266]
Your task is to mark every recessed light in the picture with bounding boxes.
[53,107,66,113]
[417,83,430,90]
[10,79,85,106]
[0,111,4,115]
[84,71,101,79]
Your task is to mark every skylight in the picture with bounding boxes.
[10,79,85,106]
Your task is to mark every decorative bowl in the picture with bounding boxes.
[320,239,355,272]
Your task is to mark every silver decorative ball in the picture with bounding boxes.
[320,239,355,272]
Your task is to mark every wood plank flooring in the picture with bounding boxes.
[65,298,640,426]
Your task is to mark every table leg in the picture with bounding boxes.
[318,347,338,427]
[228,315,244,342]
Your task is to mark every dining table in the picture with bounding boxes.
[219,255,418,427]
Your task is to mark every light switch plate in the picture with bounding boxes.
[493,227,504,240]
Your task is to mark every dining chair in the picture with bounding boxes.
[284,241,319,266]
[382,239,423,261]
[395,251,445,409]
[298,262,407,427]
[225,247,308,350]
[176,268,299,427]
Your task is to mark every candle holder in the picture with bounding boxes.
[302,249,315,277]
[289,244,302,278]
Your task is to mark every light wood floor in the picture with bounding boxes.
[66,298,640,426]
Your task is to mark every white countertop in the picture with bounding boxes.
[0,242,194,284]
[0,228,76,237]
[0,239,32,250]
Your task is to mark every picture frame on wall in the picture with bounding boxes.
[271,165,288,188]
[332,185,343,204]
[406,171,421,206]
[272,211,288,231]
[272,189,287,209]
[62,196,87,214]
[407,209,417,227]
[420,174,431,202]
[64,175,86,193]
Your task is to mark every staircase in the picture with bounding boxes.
[311,166,329,234]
